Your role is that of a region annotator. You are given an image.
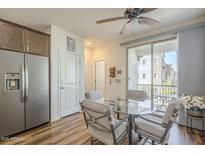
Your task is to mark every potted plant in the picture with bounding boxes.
[179,94,205,118]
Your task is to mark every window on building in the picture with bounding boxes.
[154,73,157,79]
[142,73,146,79]
[154,58,157,63]
[142,59,146,65]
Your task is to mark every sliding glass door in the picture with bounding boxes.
[127,39,178,109]
[128,44,152,99]
[153,39,178,108]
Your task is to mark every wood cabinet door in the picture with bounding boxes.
[24,30,49,57]
[0,21,24,52]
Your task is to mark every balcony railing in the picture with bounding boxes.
[136,84,177,108]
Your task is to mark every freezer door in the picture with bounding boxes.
[0,49,25,137]
[25,54,49,129]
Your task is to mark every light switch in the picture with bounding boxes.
[116,79,121,83]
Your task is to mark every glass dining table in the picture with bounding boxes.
[94,98,155,145]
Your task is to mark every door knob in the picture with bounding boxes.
[60,87,66,89]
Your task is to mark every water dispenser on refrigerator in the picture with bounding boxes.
[5,73,21,92]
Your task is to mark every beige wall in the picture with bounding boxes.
[84,47,94,92]
[86,41,127,98]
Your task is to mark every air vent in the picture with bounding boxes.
[67,36,76,52]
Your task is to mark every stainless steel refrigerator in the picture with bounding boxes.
[0,49,49,137]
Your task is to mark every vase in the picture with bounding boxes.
[186,107,204,118]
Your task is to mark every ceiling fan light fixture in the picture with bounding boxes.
[96,8,159,35]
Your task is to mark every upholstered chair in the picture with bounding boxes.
[85,90,103,100]
[126,90,147,101]
[133,101,179,145]
[117,90,147,120]
[81,100,128,145]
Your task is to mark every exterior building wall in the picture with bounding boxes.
[138,55,151,85]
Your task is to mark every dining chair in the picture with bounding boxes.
[126,90,147,101]
[85,90,103,100]
[116,90,147,120]
[133,101,179,145]
[80,100,128,145]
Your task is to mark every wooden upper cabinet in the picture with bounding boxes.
[24,30,49,57]
[0,21,24,52]
[0,20,50,57]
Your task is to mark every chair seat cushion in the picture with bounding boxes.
[142,114,163,123]
[88,119,127,145]
[134,115,166,141]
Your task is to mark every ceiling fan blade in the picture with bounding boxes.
[138,16,160,26]
[141,8,157,14]
[96,16,126,24]
[119,21,131,35]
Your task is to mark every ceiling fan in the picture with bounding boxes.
[96,8,160,35]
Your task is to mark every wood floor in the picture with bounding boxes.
[0,112,204,145]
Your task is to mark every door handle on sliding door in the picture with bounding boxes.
[21,64,25,103]
[25,65,29,103]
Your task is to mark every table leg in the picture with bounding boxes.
[152,140,155,145]
[117,112,120,119]
[186,116,190,133]
[203,118,204,137]
[138,134,142,140]
[128,115,133,145]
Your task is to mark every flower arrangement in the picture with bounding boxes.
[179,94,205,110]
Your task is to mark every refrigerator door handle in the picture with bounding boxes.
[25,64,29,103]
[21,64,25,103]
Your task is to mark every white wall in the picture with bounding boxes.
[48,25,85,122]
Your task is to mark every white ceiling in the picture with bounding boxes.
[0,8,205,48]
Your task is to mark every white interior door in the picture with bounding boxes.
[60,52,80,117]
[94,60,105,94]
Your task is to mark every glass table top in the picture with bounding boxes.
[93,98,155,116]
